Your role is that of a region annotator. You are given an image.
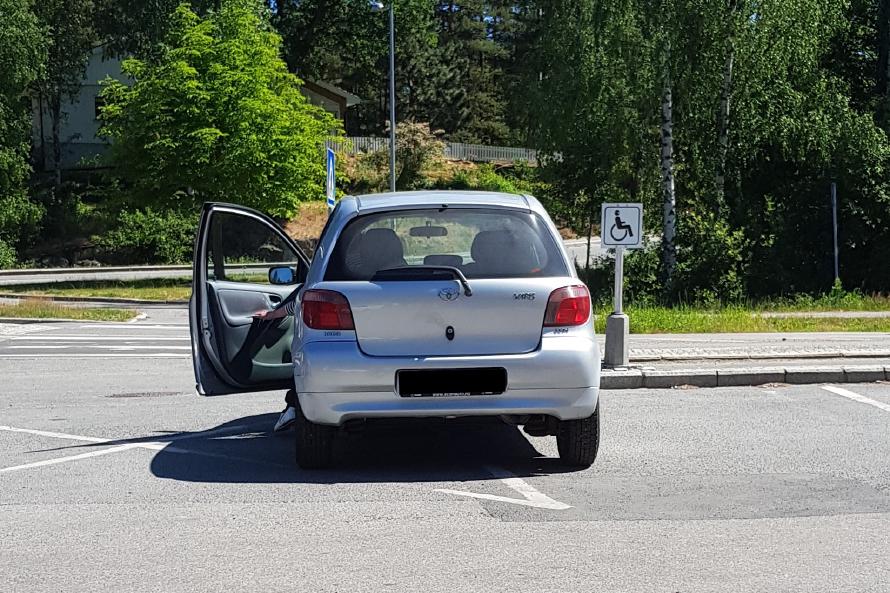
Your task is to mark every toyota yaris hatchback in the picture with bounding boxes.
[189,191,601,469]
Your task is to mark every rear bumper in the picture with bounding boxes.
[293,336,600,425]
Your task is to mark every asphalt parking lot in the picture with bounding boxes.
[2,325,890,592]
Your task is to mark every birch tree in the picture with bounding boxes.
[659,39,677,291]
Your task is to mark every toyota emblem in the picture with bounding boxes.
[438,287,459,302]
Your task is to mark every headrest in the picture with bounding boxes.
[423,254,463,267]
[470,229,537,274]
[471,230,519,266]
[359,228,405,274]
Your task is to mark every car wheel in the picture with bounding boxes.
[294,404,335,469]
[556,402,600,468]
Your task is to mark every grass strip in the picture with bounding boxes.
[2,278,192,302]
[594,306,890,334]
[0,301,137,322]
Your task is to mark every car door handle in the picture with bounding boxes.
[268,295,282,305]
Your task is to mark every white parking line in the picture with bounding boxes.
[81,324,186,330]
[10,336,188,341]
[7,345,192,350]
[435,465,571,510]
[0,424,286,473]
[821,385,890,413]
[0,444,144,473]
[0,353,188,358]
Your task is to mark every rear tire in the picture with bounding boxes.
[294,404,335,469]
[557,402,600,468]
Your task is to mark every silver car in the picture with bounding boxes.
[189,191,601,469]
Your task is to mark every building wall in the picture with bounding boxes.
[32,46,125,170]
[300,87,343,120]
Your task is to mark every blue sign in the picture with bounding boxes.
[326,148,336,210]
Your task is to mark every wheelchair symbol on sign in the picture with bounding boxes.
[609,210,635,242]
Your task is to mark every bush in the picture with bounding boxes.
[673,208,748,303]
[94,208,197,265]
[0,192,43,248]
[0,239,16,269]
[578,240,662,306]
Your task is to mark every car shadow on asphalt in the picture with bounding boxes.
[147,413,577,484]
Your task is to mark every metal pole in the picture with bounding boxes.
[613,246,625,314]
[831,181,839,282]
[388,4,397,193]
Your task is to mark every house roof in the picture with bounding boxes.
[303,79,361,107]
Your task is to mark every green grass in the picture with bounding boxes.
[1,278,193,302]
[593,304,890,334]
[0,301,137,322]
[752,292,890,312]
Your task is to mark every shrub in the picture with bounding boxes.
[0,239,16,269]
[673,208,748,303]
[578,240,662,306]
[94,208,197,265]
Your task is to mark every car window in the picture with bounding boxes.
[324,208,568,281]
[206,211,301,284]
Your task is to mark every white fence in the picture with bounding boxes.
[326,137,538,165]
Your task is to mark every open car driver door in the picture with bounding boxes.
[189,202,310,396]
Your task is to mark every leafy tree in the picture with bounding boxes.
[94,0,221,57]
[31,0,96,186]
[525,1,659,253]
[274,0,456,137]
[0,0,46,264]
[99,1,341,219]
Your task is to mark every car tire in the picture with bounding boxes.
[556,402,600,468]
[294,404,335,469]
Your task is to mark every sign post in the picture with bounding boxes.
[600,203,643,367]
[831,181,839,283]
[326,148,336,212]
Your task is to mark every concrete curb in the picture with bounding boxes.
[0,293,187,306]
[629,350,890,362]
[601,364,889,389]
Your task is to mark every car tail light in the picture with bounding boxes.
[302,290,355,330]
[543,285,591,327]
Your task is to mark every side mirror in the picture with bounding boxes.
[269,266,296,285]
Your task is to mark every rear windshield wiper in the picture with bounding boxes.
[372,266,473,297]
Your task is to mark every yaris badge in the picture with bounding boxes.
[438,287,459,302]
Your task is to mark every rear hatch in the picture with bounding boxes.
[318,277,573,356]
[319,205,574,357]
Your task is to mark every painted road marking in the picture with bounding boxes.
[82,324,186,330]
[0,424,286,473]
[436,465,571,510]
[821,385,890,413]
[0,444,145,473]
[0,353,188,358]
[9,336,188,341]
[0,325,58,337]
[6,345,191,350]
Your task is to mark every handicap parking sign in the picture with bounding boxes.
[326,148,336,210]
[601,203,643,248]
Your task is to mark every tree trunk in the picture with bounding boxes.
[50,96,62,188]
[715,40,734,208]
[660,47,677,295]
[37,92,47,172]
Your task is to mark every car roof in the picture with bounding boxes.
[350,190,532,213]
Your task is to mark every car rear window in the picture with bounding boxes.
[324,208,569,281]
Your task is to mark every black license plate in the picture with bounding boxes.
[397,368,507,398]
